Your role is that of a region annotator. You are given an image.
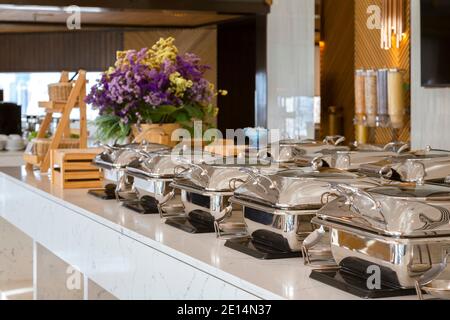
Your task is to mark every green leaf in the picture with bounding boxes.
[174,111,190,123]
[94,115,131,142]
[183,104,204,119]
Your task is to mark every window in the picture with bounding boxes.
[0,72,102,120]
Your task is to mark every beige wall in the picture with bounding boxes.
[411,0,450,150]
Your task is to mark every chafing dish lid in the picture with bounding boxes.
[127,150,218,178]
[174,157,275,192]
[233,168,378,210]
[369,185,450,200]
[94,142,170,169]
[276,168,360,179]
[316,184,450,238]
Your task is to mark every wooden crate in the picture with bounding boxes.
[51,148,103,189]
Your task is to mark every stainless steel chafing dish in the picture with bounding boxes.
[91,142,170,199]
[122,150,218,215]
[359,146,450,183]
[258,135,349,164]
[93,142,170,178]
[313,183,450,289]
[168,157,276,236]
[303,142,410,171]
[228,168,382,255]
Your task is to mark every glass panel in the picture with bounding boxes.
[0,72,101,120]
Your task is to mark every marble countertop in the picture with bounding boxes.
[0,150,24,156]
[0,166,415,300]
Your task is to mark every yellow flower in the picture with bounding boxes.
[169,72,193,98]
[219,90,228,96]
[112,38,180,71]
[106,66,116,76]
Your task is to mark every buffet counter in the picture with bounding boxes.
[0,167,413,300]
[0,151,25,167]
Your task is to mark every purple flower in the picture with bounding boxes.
[85,42,223,125]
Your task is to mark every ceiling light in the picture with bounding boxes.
[0,4,105,13]
[380,0,404,50]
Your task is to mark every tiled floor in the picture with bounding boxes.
[0,217,33,300]
[0,280,34,300]
[0,217,116,300]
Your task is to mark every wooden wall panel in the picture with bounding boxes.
[124,28,218,127]
[355,0,411,144]
[124,28,217,87]
[321,0,355,140]
[0,31,123,72]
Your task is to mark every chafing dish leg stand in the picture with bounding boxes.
[309,267,416,299]
[122,196,160,215]
[225,236,301,260]
[88,183,117,200]
[224,205,303,260]
[165,210,217,234]
[164,191,247,236]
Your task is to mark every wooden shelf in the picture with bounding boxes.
[38,100,79,113]
[25,70,88,173]
[23,153,42,166]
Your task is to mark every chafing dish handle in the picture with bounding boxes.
[239,167,280,192]
[96,142,117,153]
[323,135,346,146]
[415,249,450,300]
[333,184,387,224]
[175,157,210,179]
[311,156,324,170]
[379,165,395,180]
[229,178,247,191]
[382,141,410,154]
[214,205,235,239]
[302,226,326,250]
[157,190,185,219]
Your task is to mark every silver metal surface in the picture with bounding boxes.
[295,142,411,171]
[233,168,382,210]
[258,136,349,164]
[316,184,450,238]
[359,147,450,182]
[230,197,317,252]
[314,218,450,288]
[228,168,383,253]
[416,251,450,300]
[93,142,170,170]
[313,184,450,288]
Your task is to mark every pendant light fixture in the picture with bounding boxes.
[381,0,404,50]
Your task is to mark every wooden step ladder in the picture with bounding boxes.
[24,70,88,173]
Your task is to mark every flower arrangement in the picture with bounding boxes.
[86,37,227,142]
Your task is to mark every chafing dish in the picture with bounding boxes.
[304,142,410,171]
[167,157,276,235]
[226,168,382,259]
[415,250,450,300]
[258,135,349,164]
[359,146,450,183]
[122,150,217,215]
[313,183,450,289]
[90,142,170,200]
